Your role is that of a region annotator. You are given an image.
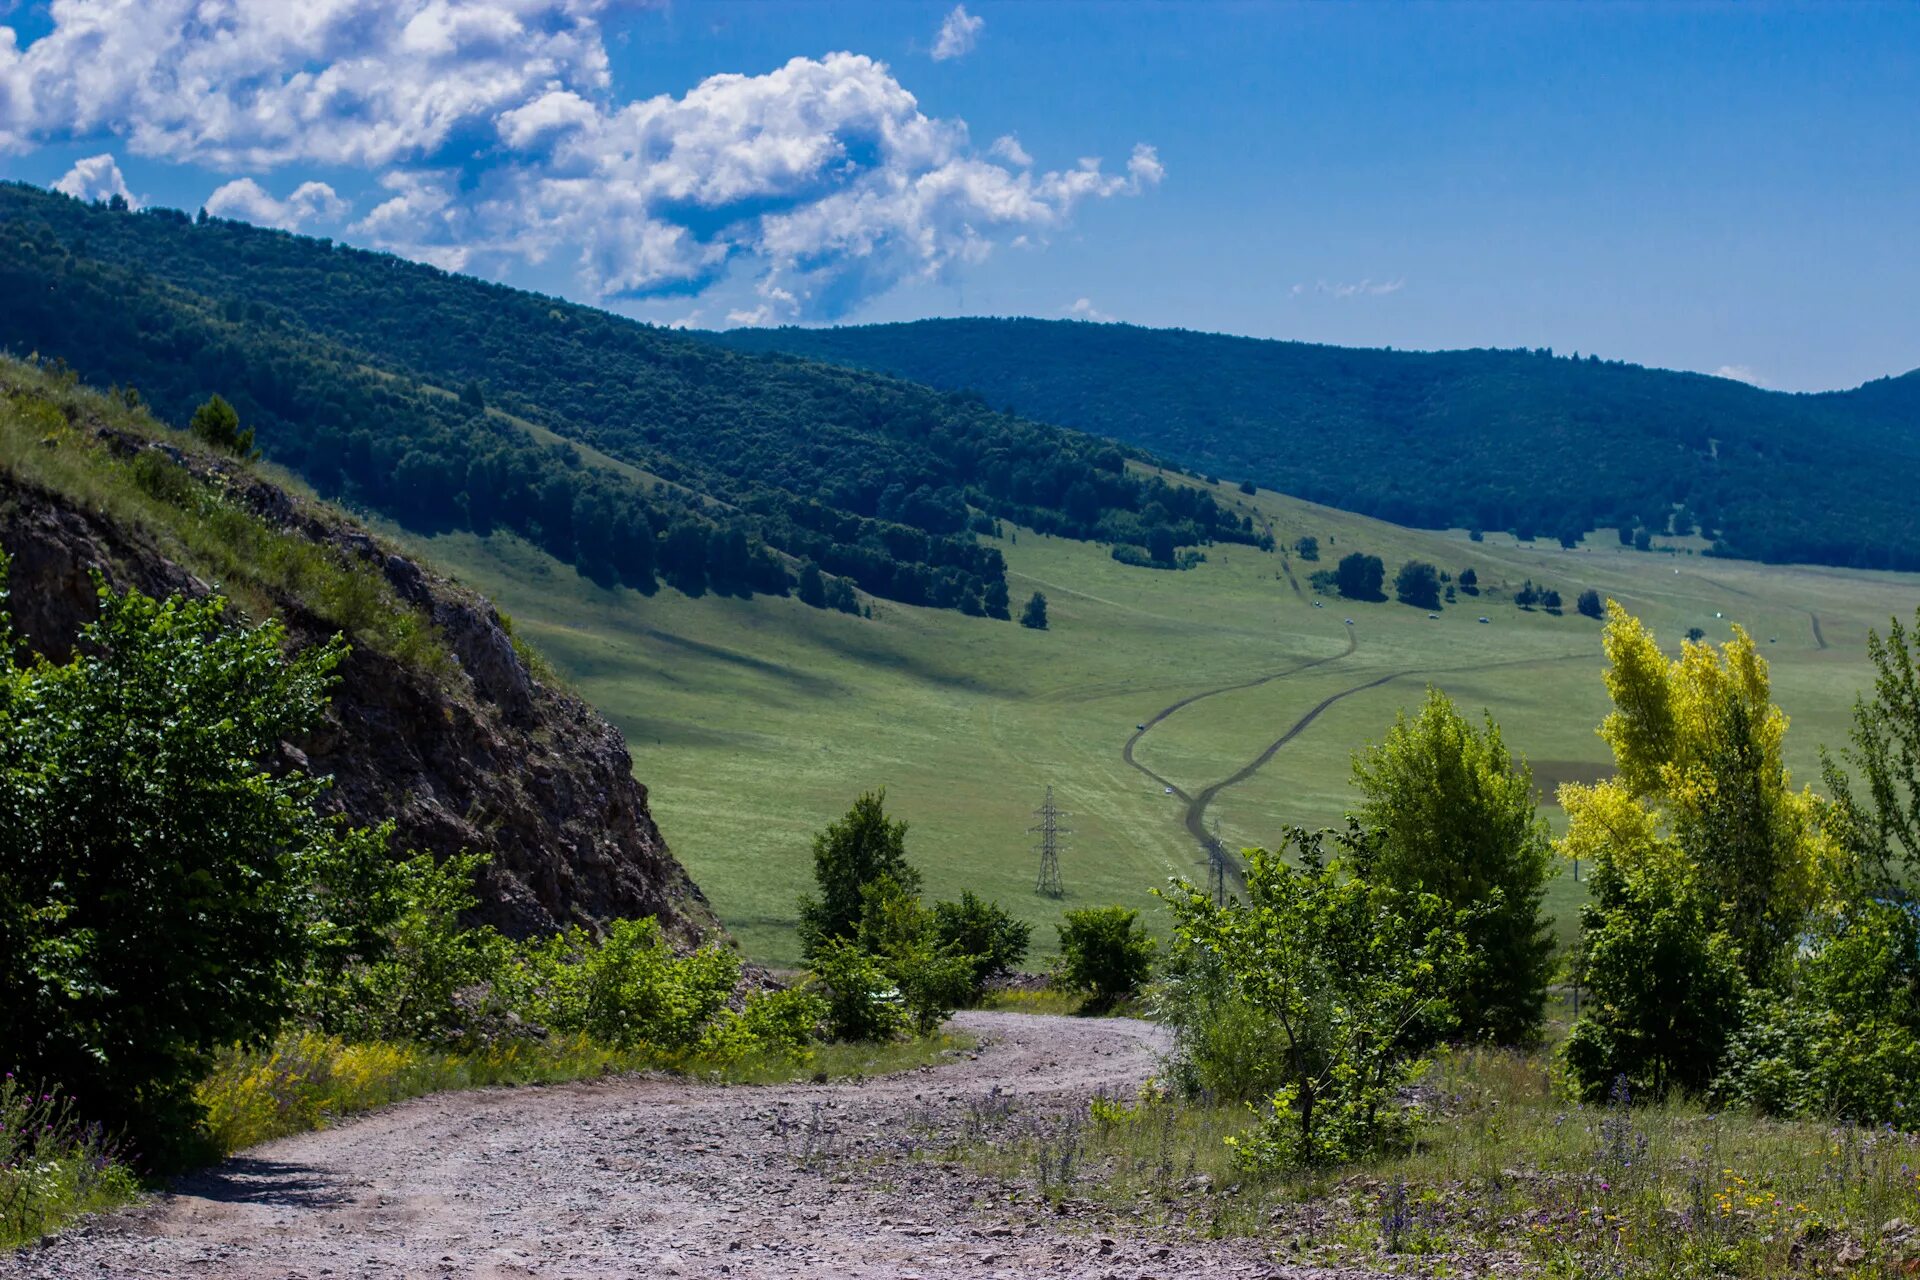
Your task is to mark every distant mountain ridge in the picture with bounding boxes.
[0,183,1260,623]
[711,318,1920,571]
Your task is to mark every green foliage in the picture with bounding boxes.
[1823,607,1920,886]
[1392,560,1441,610]
[0,1078,139,1249]
[1714,900,1920,1123]
[931,890,1032,991]
[1292,535,1319,561]
[851,875,976,1033]
[808,937,908,1042]
[0,564,352,1166]
[1559,604,1843,1099]
[796,789,919,959]
[1019,590,1049,630]
[1577,587,1604,619]
[1152,945,1294,1104]
[514,918,740,1052]
[1335,552,1385,601]
[188,392,255,458]
[1457,566,1478,594]
[1160,827,1468,1170]
[1350,687,1555,1045]
[718,316,1920,572]
[1055,906,1156,1009]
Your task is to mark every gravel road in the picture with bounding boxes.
[3,1012,1357,1280]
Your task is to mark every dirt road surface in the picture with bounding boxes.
[5,1013,1357,1280]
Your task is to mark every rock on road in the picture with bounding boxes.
[3,1013,1345,1280]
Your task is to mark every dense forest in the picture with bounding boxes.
[0,184,1261,617]
[715,318,1920,571]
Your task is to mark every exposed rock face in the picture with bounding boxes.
[0,440,721,944]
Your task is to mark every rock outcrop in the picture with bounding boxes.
[0,428,721,944]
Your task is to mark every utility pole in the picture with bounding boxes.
[1206,815,1229,906]
[1031,786,1067,897]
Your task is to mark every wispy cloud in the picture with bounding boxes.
[1712,364,1764,386]
[932,5,983,61]
[1066,297,1115,322]
[1291,277,1405,299]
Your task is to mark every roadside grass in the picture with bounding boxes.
[197,1027,977,1156]
[976,989,1148,1018]
[943,1046,1920,1278]
[0,1079,141,1250]
[409,468,1920,968]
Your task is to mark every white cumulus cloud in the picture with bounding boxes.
[2,5,1160,320]
[205,177,350,230]
[1066,297,1114,322]
[1713,364,1764,386]
[53,152,137,205]
[932,5,983,61]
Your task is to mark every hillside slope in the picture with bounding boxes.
[0,358,717,941]
[0,183,1258,623]
[711,318,1920,571]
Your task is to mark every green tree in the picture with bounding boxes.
[1822,607,1920,885]
[1020,590,1049,630]
[1393,560,1441,610]
[797,560,827,608]
[1147,526,1176,564]
[1577,588,1604,619]
[1293,535,1319,561]
[1557,604,1844,1097]
[1350,688,1555,1044]
[932,891,1032,992]
[1160,826,1468,1169]
[796,790,920,959]
[1457,567,1479,595]
[188,393,256,458]
[0,564,359,1165]
[1334,552,1385,601]
[1056,906,1156,1009]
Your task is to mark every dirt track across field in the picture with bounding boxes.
[4,1013,1358,1280]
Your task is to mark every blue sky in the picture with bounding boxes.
[2,1,1914,391]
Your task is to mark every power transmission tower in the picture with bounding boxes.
[1206,815,1229,905]
[1031,786,1067,896]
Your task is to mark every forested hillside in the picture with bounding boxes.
[0,184,1260,619]
[714,318,1920,570]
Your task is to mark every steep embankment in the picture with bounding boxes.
[0,362,717,941]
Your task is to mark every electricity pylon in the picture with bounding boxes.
[1031,786,1068,896]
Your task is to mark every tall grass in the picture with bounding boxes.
[948,1047,1920,1277]
[0,1078,140,1250]
[0,360,451,676]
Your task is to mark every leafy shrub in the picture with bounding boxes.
[809,938,908,1042]
[1160,827,1468,1170]
[514,918,739,1052]
[1056,906,1156,1009]
[1335,552,1386,601]
[188,393,256,457]
[797,790,919,959]
[1713,900,1920,1123]
[1394,561,1441,610]
[854,875,976,1033]
[932,890,1032,993]
[0,561,363,1167]
[694,987,829,1069]
[1152,947,1294,1104]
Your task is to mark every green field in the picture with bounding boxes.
[405,472,1920,966]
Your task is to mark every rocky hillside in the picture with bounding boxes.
[0,358,719,943]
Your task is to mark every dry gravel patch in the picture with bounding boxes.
[3,1012,1378,1280]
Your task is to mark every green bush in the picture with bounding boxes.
[1152,947,1293,1104]
[0,561,362,1167]
[514,918,740,1052]
[810,938,908,1042]
[1160,826,1468,1170]
[932,890,1032,994]
[1056,906,1156,1009]
[796,790,919,959]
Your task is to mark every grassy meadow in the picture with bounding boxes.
[406,470,1920,967]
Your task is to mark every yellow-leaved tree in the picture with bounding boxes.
[1558,602,1844,1099]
